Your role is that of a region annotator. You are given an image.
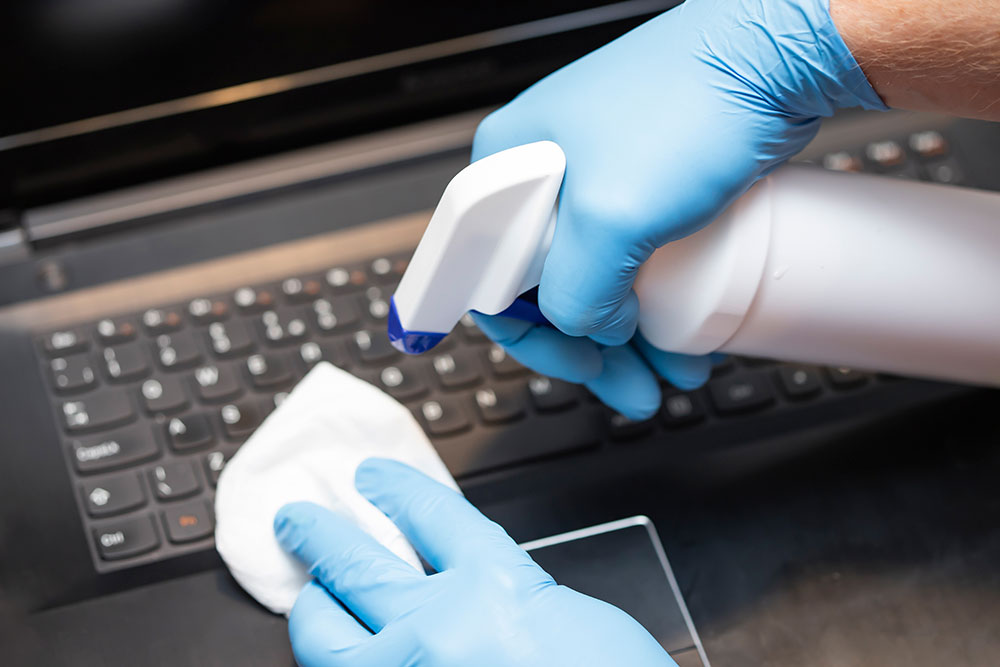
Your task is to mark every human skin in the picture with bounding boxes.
[832,0,1000,120]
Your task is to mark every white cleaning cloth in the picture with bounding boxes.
[214,361,458,615]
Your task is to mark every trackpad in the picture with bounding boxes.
[521,517,709,667]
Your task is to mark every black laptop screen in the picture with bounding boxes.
[2,0,654,137]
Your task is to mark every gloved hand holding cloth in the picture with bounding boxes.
[275,460,678,667]
[271,0,890,664]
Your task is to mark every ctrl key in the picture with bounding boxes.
[94,514,160,561]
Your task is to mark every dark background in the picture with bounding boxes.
[0,1,675,210]
[1,1,621,134]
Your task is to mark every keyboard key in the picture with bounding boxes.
[361,286,392,322]
[149,461,201,501]
[368,256,406,282]
[94,515,160,560]
[607,412,655,441]
[280,277,323,303]
[234,286,276,313]
[256,309,308,346]
[375,365,428,401]
[206,321,254,358]
[41,328,89,356]
[822,151,863,173]
[309,297,361,335]
[483,345,527,377]
[826,367,869,389]
[925,158,964,185]
[49,354,97,394]
[246,353,293,388]
[192,364,243,403]
[777,365,823,399]
[81,473,146,517]
[865,140,906,169]
[474,385,527,425]
[909,130,949,158]
[264,392,290,413]
[165,414,215,452]
[661,391,706,427]
[220,401,265,439]
[708,373,775,415]
[71,424,160,473]
[154,332,202,370]
[458,313,489,343]
[95,317,138,345]
[430,350,482,389]
[162,501,215,544]
[141,307,183,334]
[710,357,736,377]
[298,341,347,370]
[527,376,578,413]
[101,342,150,382]
[418,398,470,437]
[187,297,229,324]
[739,356,776,368]
[140,377,188,414]
[204,449,233,486]
[61,391,135,432]
[326,266,366,293]
[350,330,398,364]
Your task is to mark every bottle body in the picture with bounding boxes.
[636,165,1000,386]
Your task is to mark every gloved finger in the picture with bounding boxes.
[470,106,546,162]
[356,458,544,576]
[633,334,712,390]
[538,190,651,345]
[287,581,372,667]
[470,312,603,382]
[584,344,662,421]
[274,501,426,632]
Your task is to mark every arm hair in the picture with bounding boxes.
[832,0,1000,120]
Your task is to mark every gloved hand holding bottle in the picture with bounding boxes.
[274,0,910,665]
[470,0,884,419]
[274,458,678,667]
[275,0,1000,661]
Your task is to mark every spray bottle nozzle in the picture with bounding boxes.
[388,142,566,354]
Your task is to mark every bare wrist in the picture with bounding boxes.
[830,0,1000,120]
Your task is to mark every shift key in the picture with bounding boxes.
[71,424,160,474]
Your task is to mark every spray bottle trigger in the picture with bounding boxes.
[488,287,553,326]
[389,289,551,355]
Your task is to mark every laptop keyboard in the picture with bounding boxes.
[34,127,974,573]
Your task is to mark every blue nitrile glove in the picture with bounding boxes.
[471,0,885,419]
[274,458,677,667]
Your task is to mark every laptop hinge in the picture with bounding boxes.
[21,110,484,245]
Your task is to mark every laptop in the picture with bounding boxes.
[2,1,998,665]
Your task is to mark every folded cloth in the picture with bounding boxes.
[214,361,458,615]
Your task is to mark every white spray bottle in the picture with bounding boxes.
[387,141,1000,386]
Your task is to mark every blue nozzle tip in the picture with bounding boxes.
[387,297,448,354]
